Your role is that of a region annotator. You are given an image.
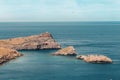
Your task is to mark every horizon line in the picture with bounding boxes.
[0,21,120,23]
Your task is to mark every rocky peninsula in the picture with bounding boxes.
[53,46,77,56]
[76,55,112,64]
[0,32,61,50]
[0,32,61,64]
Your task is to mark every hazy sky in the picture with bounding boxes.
[0,0,120,22]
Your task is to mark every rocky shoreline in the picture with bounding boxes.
[0,32,61,50]
[0,32,61,64]
[0,47,23,64]
[0,32,112,64]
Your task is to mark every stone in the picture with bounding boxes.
[0,47,23,64]
[0,32,61,50]
[76,54,112,64]
[53,46,77,56]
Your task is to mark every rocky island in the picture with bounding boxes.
[53,46,77,56]
[0,32,61,50]
[76,54,112,64]
[0,32,61,64]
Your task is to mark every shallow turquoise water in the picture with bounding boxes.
[0,22,120,80]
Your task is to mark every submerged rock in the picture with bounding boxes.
[0,47,23,64]
[76,55,112,64]
[53,46,77,56]
[0,32,61,50]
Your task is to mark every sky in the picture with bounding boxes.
[0,0,120,22]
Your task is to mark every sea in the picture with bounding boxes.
[0,22,120,80]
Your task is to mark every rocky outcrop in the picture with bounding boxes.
[0,32,61,50]
[53,46,77,56]
[76,55,112,64]
[0,47,23,64]
[0,32,61,64]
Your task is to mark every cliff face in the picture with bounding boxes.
[0,47,23,64]
[0,32,61,50]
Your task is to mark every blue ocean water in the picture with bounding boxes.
[0,22,120,80]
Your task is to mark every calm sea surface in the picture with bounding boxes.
[0,22,120,80]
